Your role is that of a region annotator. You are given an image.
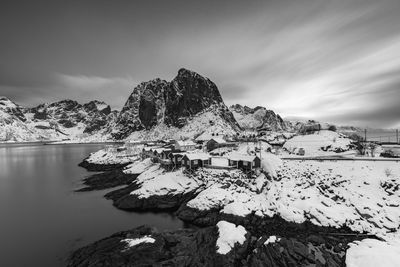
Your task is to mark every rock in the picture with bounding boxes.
[106,188,198,212]
[67,225,220,267]
[78,158,131,172]
[76,170,138,192]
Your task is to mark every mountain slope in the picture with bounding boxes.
[0,96,117,142]
[230,104,289,131]
[112,68,240,140]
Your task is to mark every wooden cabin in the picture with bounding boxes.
[228,154,261,171]
[169,152,186,167]
[206,137,236,152]
[181,153,211,169]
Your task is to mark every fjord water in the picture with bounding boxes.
[0,144,183,267]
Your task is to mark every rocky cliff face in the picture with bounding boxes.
[230,104,289,131]
[112,68,240,139]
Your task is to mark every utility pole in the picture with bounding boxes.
[364,129,367,142]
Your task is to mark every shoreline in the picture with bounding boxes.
[69,156,394,266]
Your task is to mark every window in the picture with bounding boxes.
[243,161,248,166]
[193,160,198,165]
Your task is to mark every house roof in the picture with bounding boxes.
[228,153,259,162]
[176,140,196,146]
[183,153,210,161]
[209,137,227,144]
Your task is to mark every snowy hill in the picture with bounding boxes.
[283,130,353,156]
[230,104,289,131]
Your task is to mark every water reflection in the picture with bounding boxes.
[0,144,184,267]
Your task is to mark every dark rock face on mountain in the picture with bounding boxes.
[230,104,289,131]
[27,99,114,134]
[112,68,240,139]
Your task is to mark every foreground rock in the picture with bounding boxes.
[76,170,138,192]
[78,157,132,172]
[68,219,371,267]
[67,225,241,267]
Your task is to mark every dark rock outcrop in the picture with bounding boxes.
[67,225,238,267]
[105,188,199,211]
[76,170,138,192]
[78,158,131,172]
[112,68,240,139]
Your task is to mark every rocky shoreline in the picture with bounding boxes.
[69,158,382,266]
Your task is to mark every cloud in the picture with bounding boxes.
[1,0,400,127]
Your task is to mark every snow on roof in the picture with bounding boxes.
[195,132,213,141]
[209,137,227,144]
[184,153,210,161]
[216,221,247,254]
[228,153,258,162]
[176,140,196,146]
[346,238,400,267]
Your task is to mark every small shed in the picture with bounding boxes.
[228,154,261,171]
[181,153,211,169]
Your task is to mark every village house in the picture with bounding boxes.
[169,152,186,167]
[206,137,236,152]
[181,153,211,169]
[142,146,157,158]
[174,140,196,151]
[228,154,261,171]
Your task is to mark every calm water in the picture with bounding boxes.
[0,144,183,267]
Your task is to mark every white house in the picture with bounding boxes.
[174,140,196,151]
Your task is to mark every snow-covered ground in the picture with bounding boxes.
[283,130,353,156]
[127,162,200,198]
[125,106,239,141]
[95,143,400,262]
[346,238,400,267]
[85,147,139,165]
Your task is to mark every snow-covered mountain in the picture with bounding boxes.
[229,104,289,131]
[112,68,240,140]
[2,68,304,142]
[0,96,117,142]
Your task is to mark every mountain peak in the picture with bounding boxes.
[112,68,239,139]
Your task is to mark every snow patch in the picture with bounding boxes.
[346,238,400,267]
[216,221,247,254]
[121,235,155,248]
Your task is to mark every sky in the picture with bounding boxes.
[1,0,400,128]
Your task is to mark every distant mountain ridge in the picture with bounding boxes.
[230,104,290,131]
[1,68,296,142]
[0,96,116,142]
